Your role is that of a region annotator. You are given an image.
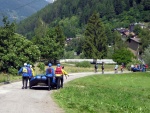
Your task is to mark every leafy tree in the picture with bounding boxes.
[113,0,123,15]
[142,45,150,66]
[65,37,84,55]
[32,26,65,63]
[104,0,115,20]
[143,0,150,10]
[59,16,80,37]
[138,28,150,53]
[83,12,108,59]
[64,51,75,59]
[0,18,40,74]
[113,31,125,51]
[112,48,134,65]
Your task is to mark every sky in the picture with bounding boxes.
[45,0,53,3]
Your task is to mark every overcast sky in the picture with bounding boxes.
[45,0,53,3]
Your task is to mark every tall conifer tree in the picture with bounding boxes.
[83,12,107,59]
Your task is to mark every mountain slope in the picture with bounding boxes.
[0,0,53,25]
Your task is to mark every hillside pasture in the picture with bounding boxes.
[53,72,150,113]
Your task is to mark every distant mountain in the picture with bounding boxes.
[0,0,53,25]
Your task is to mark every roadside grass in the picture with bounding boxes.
[0,73,21,83]
[53,72,150,113]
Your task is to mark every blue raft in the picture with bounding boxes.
[29,74,56,89]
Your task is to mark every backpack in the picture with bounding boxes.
[47,68,52,74]
[55,67,63,74]
[22,67,27,73]
[27,67,32,75]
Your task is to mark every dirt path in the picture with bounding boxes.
[0,71,129,113]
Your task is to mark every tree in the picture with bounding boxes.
[143,0,150,10]
[113,31,125,51]
[142,45,150,66]
[65,37,84,55]
[83,12,108,59]
[0,17,40,74]
[58,16,80,37]
[113,0,123,15]
[112,48,134,65]
[138,28,150,53]
[32,26,65,63]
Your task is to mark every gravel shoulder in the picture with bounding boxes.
[0,71,130,113]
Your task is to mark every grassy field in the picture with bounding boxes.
[52,72,150,113]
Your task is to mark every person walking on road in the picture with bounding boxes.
[27,64,33,88]
[30,65,35,76]
[18,63,29,89]
[114,64,119,73]
[101,62,104,74]
[46,63,55,90]
[94,63,98,73]
[120,63,124,73]
[55,64,63,89]
[60,66,69,88]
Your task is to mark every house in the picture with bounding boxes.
[114,27,141,58]
[126,37,141,57]
[129,22,145,32]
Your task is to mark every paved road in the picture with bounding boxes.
[0,71,130,113]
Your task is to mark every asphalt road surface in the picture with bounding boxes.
[0,71,129,113]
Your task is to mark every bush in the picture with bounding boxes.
[37,62,45,73]
[75,61,91,68]
[112,48,134,65]
[8,67,18,75]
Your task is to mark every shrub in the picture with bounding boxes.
[75,61,91,68]
[8,67,18,75]
[37,62,45,73]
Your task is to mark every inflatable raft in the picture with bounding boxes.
[29,74,56,90]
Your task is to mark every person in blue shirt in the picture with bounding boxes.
[46,63,55,90]
[18,63,29,89]
[27,64,33,87]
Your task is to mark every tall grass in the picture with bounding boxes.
[0,73,21,83]
[53,72,150,113]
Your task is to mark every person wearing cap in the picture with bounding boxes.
[18,63,29,89]
[46,63,55,90]
[55,63,63,89]
[27,64,33,88]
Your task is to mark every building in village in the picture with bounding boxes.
[115,23,143,60]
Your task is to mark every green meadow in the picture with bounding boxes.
[53,72,150,113]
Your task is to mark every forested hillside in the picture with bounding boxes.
[0,0,53,25]
[16,0,150,38]
[0,0,150,74]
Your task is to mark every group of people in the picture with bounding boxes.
[46,63,69,90]
[18,63,35,89]
[94,63,125,74]
[18,62,69,90]
[114,63,125,73]
[131,64,148,72]
[94,62,104,74]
